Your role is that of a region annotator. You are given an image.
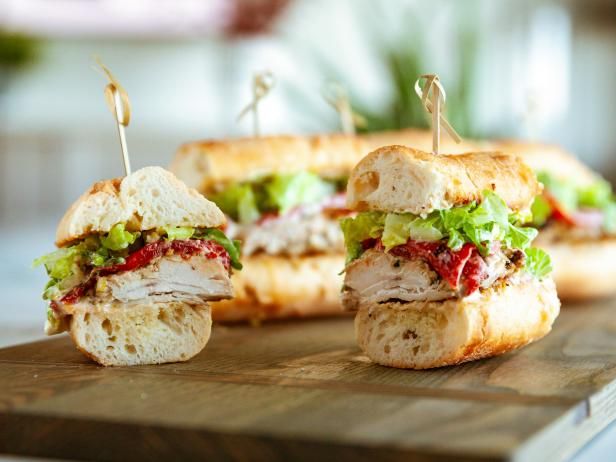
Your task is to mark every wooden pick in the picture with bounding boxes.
[322,81,366,135]
[237,71,276,137]
[93,56,132,175]
[414,74,461,155]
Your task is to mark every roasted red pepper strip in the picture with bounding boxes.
[57,239,230,306]
[369,239,487,294]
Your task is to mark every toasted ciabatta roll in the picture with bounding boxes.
[70,303,212,367]
[36,167,238,366]
[342,145,560,369]
[355,278,559,369]
[347,145,539,214]
[211,254,345,322]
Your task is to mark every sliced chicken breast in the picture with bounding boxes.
[99,255,233,304]
[342,250,455,309]
[343,247,524,308]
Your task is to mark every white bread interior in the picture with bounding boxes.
[211,254,345,322]
[56,166,225,246]
[346,145,540,215]
[354,277,560,369]
[69,302,212,366]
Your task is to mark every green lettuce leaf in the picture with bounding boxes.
[265,172,335,215]
[212,172,340,223]
[100,223,140,251]
[163,226,195,241]
[340,212,385,263]
[340,190,548,277]
[530,195,552,227]
[537,171,616,233]
[524,248,552,279]
[195,228,243,270]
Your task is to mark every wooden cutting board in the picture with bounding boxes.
[2,299,616,462]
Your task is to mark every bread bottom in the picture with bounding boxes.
[354,278,560,369]
[70,302,212,366]
[540,238,616,300]
[211,254,345,322]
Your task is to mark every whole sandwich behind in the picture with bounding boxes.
[171,134,370,322]
[35,167,241,366]
[341,145,560,369]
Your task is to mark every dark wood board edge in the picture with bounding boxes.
[0,412,504,462]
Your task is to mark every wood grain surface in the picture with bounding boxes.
[1,299,616,462]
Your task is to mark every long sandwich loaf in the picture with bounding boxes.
[341,145,560,369]
[35,167,241,366]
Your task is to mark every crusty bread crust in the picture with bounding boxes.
[537,238,616,300]
[211,254,345,322]
[362,128,484,155]
[171,134,372,193]
[346,145,540,214]
[494,140,598,186]
[69,302,212,366]
[56,166,225,247]
[354,277,560,369]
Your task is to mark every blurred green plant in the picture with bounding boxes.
[352,25,480,138]
[0,32,39,71]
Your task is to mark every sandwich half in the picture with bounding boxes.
[497,141,616,300]
[34,167,241,366]
[341,145,560,369]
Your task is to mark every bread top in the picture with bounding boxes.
[494,140,598,185]
[170,134,372,193]
[346,145,540,214]
[56,166,225,247]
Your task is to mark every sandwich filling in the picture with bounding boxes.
[213,171,351,256]
[340,190,552,309]
[531,172,616,244]
[34,224,241,335]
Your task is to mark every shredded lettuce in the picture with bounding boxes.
[340,190,550,278]
[339,212,385,263]
[100,223,140,251]
[162,226,194,241]
[213,172,341,224]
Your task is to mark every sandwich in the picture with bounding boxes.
[34,167,241,366]
[170,134,370,322]
[170,132,481,322]
[496,141,616,300]
[340,145,560,369]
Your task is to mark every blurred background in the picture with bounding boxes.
[1,0,615,345]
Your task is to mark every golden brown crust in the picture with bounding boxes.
[354,277,560,369]
[361,128,485,154]
[493,139,598,185]
[211,254,346,322]
[347,145,540,214]
[170,134,373,193]
[56,166,225,247]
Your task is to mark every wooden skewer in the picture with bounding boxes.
[414,74,461,155]
[237,71,276,137]
[322,81,366,135]
[94,57,132,175]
